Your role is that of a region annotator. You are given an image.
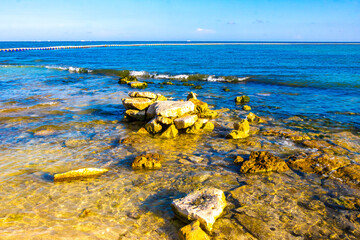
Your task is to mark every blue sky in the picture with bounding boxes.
[0,0,359,41]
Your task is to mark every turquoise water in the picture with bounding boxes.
[1,42,360,128]
[0,42,360,239]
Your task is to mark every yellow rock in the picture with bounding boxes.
[174,115,198,129]
[242,105,251,111]
[137,127,150,135]
[54,168,108,182]
[129,81,148,89]
[202,121,215,132]
[179,221,210,240]
[247,112,264,123]
[160,124,178,138]
[128,91,157,99]
[156,94,167,101]
[233,119,250,134]
[189,98,209,113]
[122,97,154,110]
[145,118,162,134]
[226,130,249,139]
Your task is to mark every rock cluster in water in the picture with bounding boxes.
[122,91,217,138]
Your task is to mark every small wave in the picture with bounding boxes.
[45,66,88,73]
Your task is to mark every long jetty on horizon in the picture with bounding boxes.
[1,42,360,52]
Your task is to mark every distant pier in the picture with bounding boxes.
[1,42,359,52]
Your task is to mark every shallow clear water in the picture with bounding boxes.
[0,42,360,239]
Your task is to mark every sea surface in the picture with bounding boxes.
[0,41,360,239]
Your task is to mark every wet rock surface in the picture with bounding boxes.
[171,188,227,232]
[240,151,290,173]
[131,153,163,170]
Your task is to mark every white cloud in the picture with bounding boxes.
[227,21,236,25]
[196,28,216,34]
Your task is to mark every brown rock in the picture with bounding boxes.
[288,151,351,175]
[132,153,163,170]
[240,151,289,173]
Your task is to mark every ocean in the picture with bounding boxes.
[0,42,360,239]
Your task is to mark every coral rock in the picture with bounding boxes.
[240,151,289,173]
[132,153,163,170]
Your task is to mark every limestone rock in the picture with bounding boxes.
[128,91,157,99]
[122,97,154,111]
[233,119,250,134]
[54,168,108,182]
[119,76,137,84]
[125,109,146,121]
[189,98,208,113]
[186,119,204,134]
[200,110,218,119]
[171,187,227,232]
[175,115,198,129]
[137,127,149,135]
[330,164,360,185]
[160,124,178,138]
[262,128,310,142]
[156,94,167,101]
[132,153,162,170]
[187,92,197,100]
[247,112,264,123]
[242,105,251,111]
[240,151,289,173]
[202,121,214,132]
[234,156,245,165]
[156,116,173,125]
[179,221,210,240]
[235,95,250,103]
[226,130,249,139]
[129,81,147,89]
[146,101,195,119]
[145,118,162,134]
[288,151,351,175]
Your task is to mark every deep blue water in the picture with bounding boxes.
[0,41,359,129]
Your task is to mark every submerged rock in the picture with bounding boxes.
[171,187,227,232]
[240,151,289,173]
[122,97,154,111]
[174,115,198,129]
[54,168,109,182]
[235,95,250,103]
[146,101,195,118]
[262,128,310,142]
[132,153,162,170]
[330,164,360,185]
[160,124,178,138]
[179,221,210,240]
[288,151,351,175]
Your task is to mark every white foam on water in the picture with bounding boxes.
[130,71,149,77]
[207,75,225,82]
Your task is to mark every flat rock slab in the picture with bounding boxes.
[122,97,154,110]
[147,101,195,118]
[129,91,157,99]
[171,188,227,232]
